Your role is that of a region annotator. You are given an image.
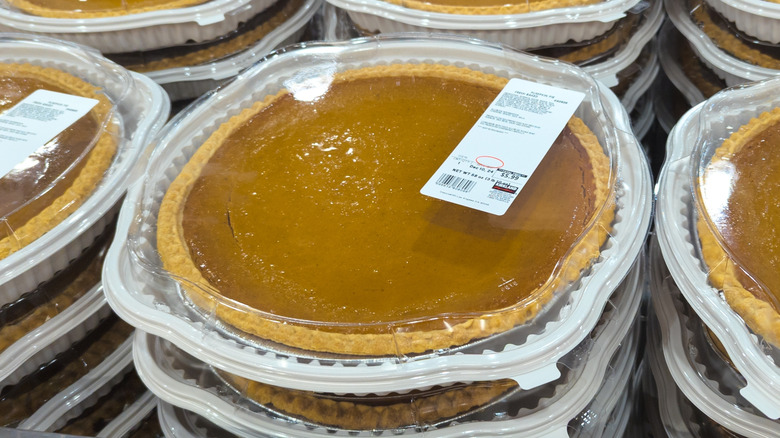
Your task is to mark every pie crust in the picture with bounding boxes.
[697,107,780,349]
[219,369,516,430]
[157,63,614,356]
[378,0,600,15]
[0,63,116,261]
[5,0,207,18]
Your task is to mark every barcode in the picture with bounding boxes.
[436,173,476,193]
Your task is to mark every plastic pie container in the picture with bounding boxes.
[0,0,277,52]
[105,34,652,394]
[0,34,169,306]
[324,0,642,50]
[656,76,780,419]
[705,0,780,44]
[132,258,642,437]
[665,0,780,86]
[119,0,321,102]
[649,237,780,437]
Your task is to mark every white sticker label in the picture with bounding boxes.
[0,89,99,178]
[420,78,585,216]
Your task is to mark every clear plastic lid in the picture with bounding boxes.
[105,34,652,393]
[0,312,134,427]
[656,75,780,419]
[133,258,641,437]
[0,50,120,263]
[0,33,169,306]
[665,0,780,85]
[0,226,112,384]
[649,236,780,436]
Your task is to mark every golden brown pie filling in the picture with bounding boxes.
[699,108,780,348]
[158,64,612,355]
[6,0,207,18]
[0,64,116,261]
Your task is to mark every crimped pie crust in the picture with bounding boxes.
[157,63,614,356]
[5,0,207,18]
[697,107,780,349]
[379,0,600,15]
[219,369,516,430]
[0,63,116,261]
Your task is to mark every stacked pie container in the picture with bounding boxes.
[102,34,653,436]
[0,34,169,431]
[0,0,321,102]
[653,75,780,434]
[664,0,780,87]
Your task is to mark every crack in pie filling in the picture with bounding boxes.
[5,0,208,18]
[698,107,780,349]
[0,63,116,261]
[157,63,614,356]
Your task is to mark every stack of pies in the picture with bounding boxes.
[655,77,780,424]
[104,38,653,434]
[665,0,780,87]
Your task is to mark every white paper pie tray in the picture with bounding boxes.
[649,238,780,437]
[655,78,780,419]
[325,0,642,50]
[145,0,320,102]
[0,0,276,53]
[104,35,653,394]
[133,278,641,438]
[665,0,779,86]
[705,0,780,44]
[0,34,170,306]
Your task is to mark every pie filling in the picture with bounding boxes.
[701,120,780,312]
[178,72,598,331]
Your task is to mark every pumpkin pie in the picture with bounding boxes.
[0,63,116,261]
[220,369,517,430]
[107,0,303,73]
[157,63,614,356]
[697,107,780,349]
[377,0,601,15]
[4,0,207,18]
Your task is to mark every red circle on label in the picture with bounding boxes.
[475,156,504,169]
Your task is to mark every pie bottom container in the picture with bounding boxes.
[651,72,689,136]
[0,0,276,53]
[649,237,780,436]
[655,78,780,419]
[135,0,320,102]
[133,256,643,438]
[630,92,654,141]
[665,0,779,87]
[704,0,780,45]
